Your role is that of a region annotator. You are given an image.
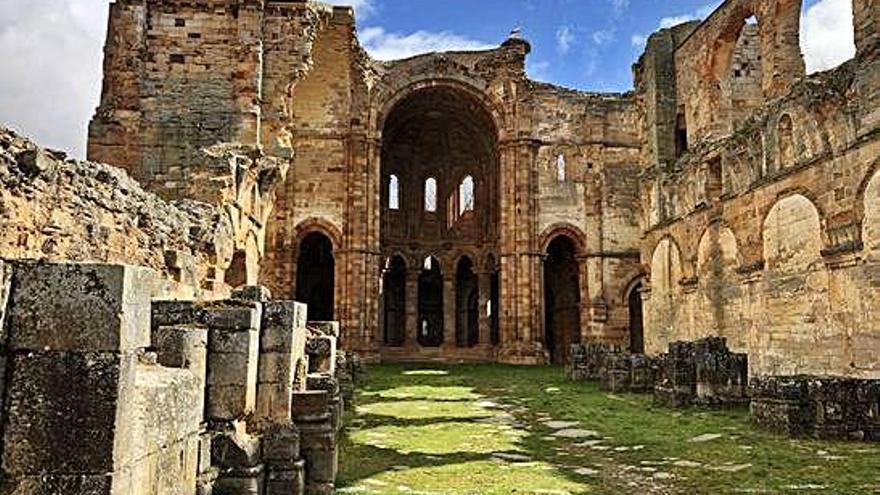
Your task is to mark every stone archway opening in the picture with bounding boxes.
[543,235,582,365]
[456,256,479,348]
[627,281,645,354]
[380,84,500,358]
[296,231,335,321]
[383,255,407,347]
[418,256,444,347]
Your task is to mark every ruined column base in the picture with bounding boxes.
[496,342,548,365]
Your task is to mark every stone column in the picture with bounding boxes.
[477,271,492,346]
[497,138,546,364]
[405,268,420,348]
[442,273,456,349]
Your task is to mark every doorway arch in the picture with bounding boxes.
[383,256,407,347]
[543,236,582,364]
[455,257,479,347]
[627,281,645,354]
[418,256,444,347]
[295,231,335,321]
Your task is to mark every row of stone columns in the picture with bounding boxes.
[394,269,495,348]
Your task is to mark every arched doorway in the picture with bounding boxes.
[628,281,645,354]
[383,256,407,347]
[455,257,478,347]
[295,232,335,321]
[418,256,444,347]
[544,236,581,364]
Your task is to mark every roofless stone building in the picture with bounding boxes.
[0,1,878,491]
[82,0,880,375]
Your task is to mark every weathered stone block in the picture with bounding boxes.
[7,262,153,352]
[308,321,339,338]
[151,300,203,331]
[306,336,336,374]
[212,430,262,469]
[231,285,272,303]
[262,424,301,468]
[209,353,258,387]
[265,460,305,495]
[750,376,814,437]
[203,304,262,332]
[130,364,204,462]
[2,351,134,475]
[262,301,308,353]
[213,468,264,495]
[207,384,256,421]
[154,325,209,371]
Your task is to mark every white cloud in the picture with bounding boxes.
[328,0,377,19]
[658,2,721,29]
[0,0,107,158]
[556,26,575,54]
[800,0,856,73]
[610,0,630,14]
[527,60,552,82]
[592,30,615,45]
[360,27,494,61]
[631,34,648,48]
[630,2,720,54]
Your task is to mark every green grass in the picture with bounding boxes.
[339,364,880,495]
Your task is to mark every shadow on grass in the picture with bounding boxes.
[339,364,604,494]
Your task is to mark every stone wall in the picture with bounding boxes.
[0,261,350,495]
[636,0,880,379]
[83,0,880,371]
[0,127,229,298]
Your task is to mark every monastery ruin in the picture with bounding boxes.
[0,0,878,492]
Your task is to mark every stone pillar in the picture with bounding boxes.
[477,271,492,346]
[442,273,456,349]
[583,255,609,341]
[292,390,338,495]
[497,139,546,364]
[405,268,419,347]
[2,262,202,495]
[257,301,308,422]
[203,304,262,422]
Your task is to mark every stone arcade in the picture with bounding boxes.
[0,0,879,492]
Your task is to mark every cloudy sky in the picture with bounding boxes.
[0,0,855,158]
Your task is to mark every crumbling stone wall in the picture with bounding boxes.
[88,0,649,364]
[83,0,878,371]
[0,127,230,298]
[636,0,880,379]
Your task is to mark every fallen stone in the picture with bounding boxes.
[689,433,724,443]
[542,420,580,429]
[552,429,600,439]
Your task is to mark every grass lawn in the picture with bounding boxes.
[338,364,880,495]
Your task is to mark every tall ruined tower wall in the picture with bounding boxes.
[635,0,880,378]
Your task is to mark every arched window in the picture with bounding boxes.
[424,177,437,212]
[388,174,400,210]
[556,154,566,182]
[459,175,475,214]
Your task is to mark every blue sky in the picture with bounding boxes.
[352,0,854,92]
[0,0,856,157]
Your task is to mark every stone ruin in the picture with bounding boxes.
[568,338,880,443]
[653,338,749,408]
[0,260,356,495]
[750,376,880,441]
[567,337,750,407]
